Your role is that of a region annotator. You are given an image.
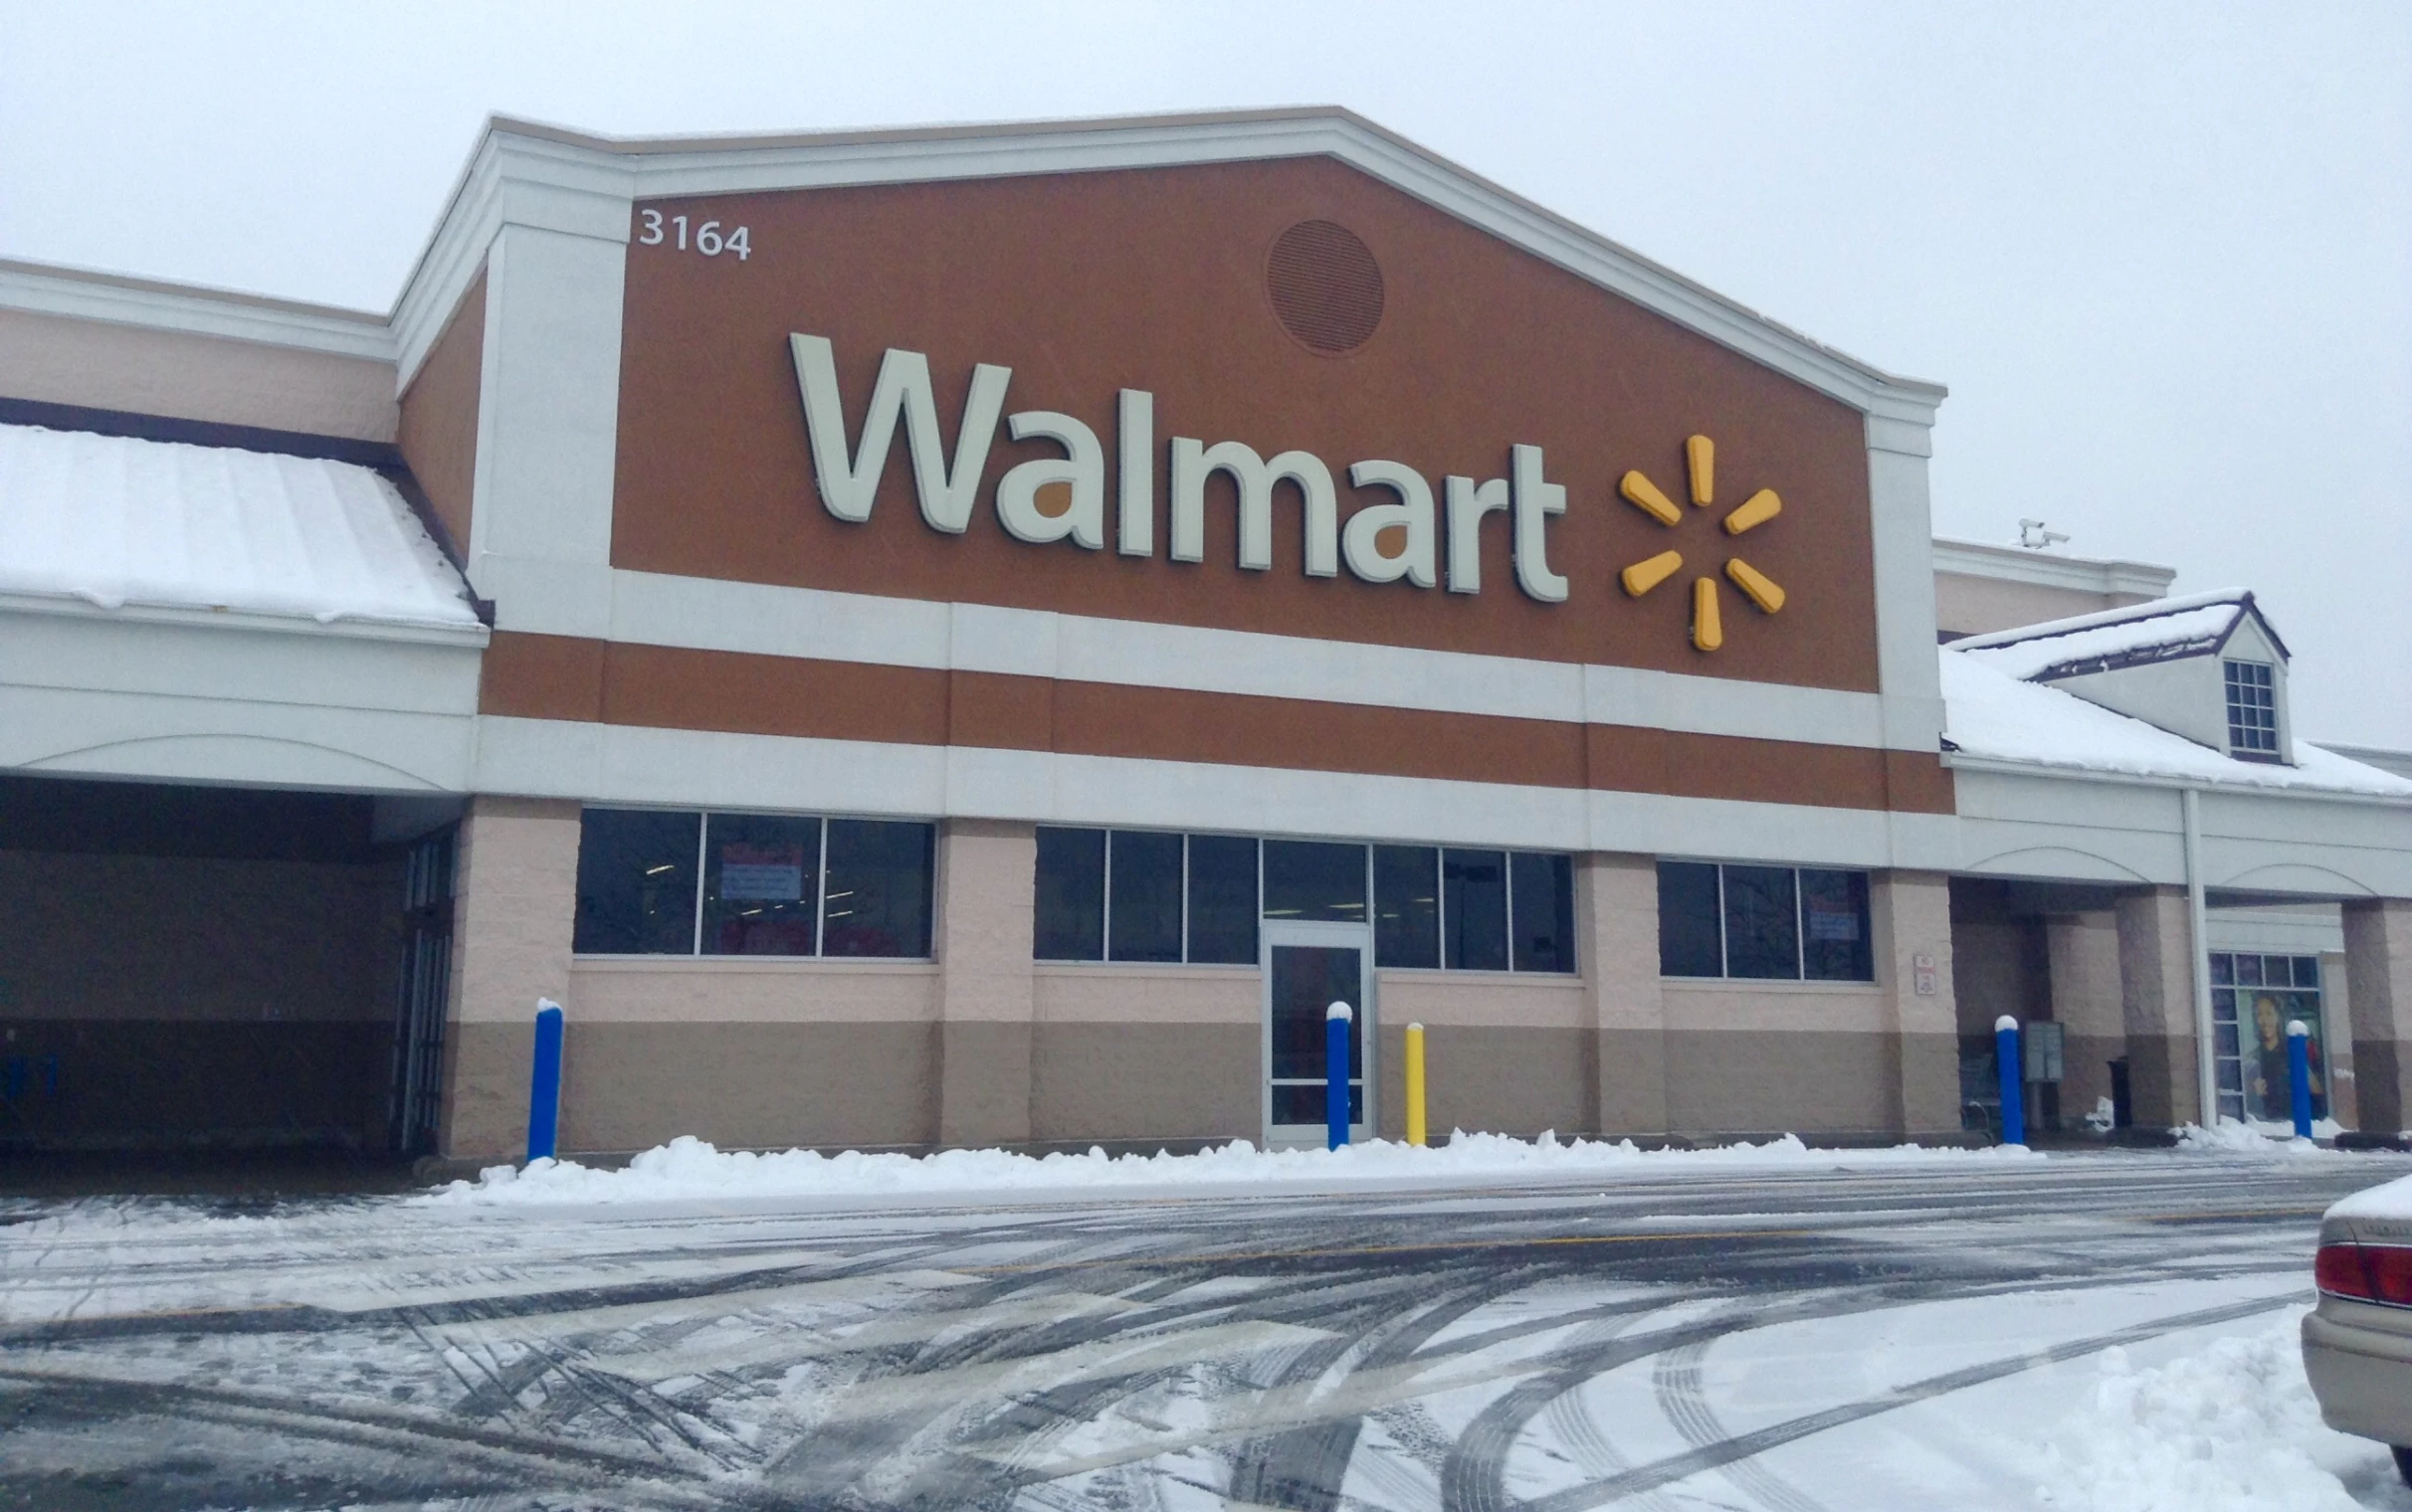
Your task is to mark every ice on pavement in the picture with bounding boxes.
[428,1129,2053,1206]
[2034,1310,2412,1512]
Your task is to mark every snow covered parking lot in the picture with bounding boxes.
[4,1142,2410,1510]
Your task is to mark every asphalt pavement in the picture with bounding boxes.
[2,1152,2406,1511]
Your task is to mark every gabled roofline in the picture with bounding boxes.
[386,106,1948,420]
[1951,587,2253,653]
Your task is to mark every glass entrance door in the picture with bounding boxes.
[1264,919,1372,1147]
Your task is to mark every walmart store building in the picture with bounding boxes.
[3,109,2409,1160]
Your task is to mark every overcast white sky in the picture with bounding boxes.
[3,1,2406,745]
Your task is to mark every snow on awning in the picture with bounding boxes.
[1951,589,2261,681]
[1940,650,2412,798]
[0,422,482,634]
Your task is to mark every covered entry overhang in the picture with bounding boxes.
[0,418,486,1153]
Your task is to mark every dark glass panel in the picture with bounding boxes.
[573,809,700,955]
[1273,1082,1361,1125]
[1656,861,1722,978]
[1264,840,1366,923]
[2293,956,2321,989]
[1721,865,1800,979]
[703,813,820,956]
[822,820,933,958]
[1185,834,1259,964]
[1268,944,1363,1082]
[2209,953,2235,985]
[1443,849,1508,972]
[1034,827,1106,960]
[2236,955,2264,986]
[1373,845,1440,969]
[1799,868,1873,981]
[1509,852,1575,973]
[1108,831,1183,963]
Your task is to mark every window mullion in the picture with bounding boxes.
[813,816,830,957]
[692,813,709,956]
[1102,831,1114,963]
[1714,864,1728,979]
[1179,833,1191,964]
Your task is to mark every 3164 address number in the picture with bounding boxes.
[637,210,750,260]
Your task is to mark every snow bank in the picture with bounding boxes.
[2034,1312,2408,1512]
[2173,1119,2344,1157]
[424,1130,2042,1207]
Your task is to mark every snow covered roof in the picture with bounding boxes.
[1939,651,2412,798]
[0,422,481,635]
[1950,589,2280,682]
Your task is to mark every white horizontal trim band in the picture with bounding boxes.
[472,713,1964,870]
[593,567,1914,752]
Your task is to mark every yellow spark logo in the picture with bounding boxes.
[1616,435,1784,652]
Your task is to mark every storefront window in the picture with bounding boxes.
[1800,868,1872,981]
[574,809,701,955]
[2208,952,2325,1122]
[1034,829,1571,974]
[1657,861,1723,978]
[1722,865,1799,979]
[1444,849,1508,971]
[1185,835,1259,965]
[1264,840,1366,923]
[1374,845,1440,969]
[1657,860,1874,982]
[822,820,933,958]
[1510,851,1574,973]
[1035,827,1106,960]
[703,813,820,956]
[1108,830,1183,962]
[574,808,931,959]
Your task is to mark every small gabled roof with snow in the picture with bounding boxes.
[1950,589,2285,682]
[0,423,483,635]
[1939,651,2412,799]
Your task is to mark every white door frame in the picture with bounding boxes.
[1261,918,1375,1148]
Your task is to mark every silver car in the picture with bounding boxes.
[2303,1171,2412,1488]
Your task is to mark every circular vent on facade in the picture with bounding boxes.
[1266,220,1385,354]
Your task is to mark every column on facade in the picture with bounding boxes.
[2342,898,2412,1135]
[1577,853,1666,1139]
[933,819,1039,1149]
[441,795,582,1159]
[2045,910,2124,1127]
[1872,871,1960,1139]
[2114,886,2203,1128]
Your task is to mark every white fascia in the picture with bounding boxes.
[1943,751,2412,810]
[0,258,393,363]
[388,110,1944,422]
[393,132,639,388]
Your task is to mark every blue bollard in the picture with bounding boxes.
[527,999,565,1163]
[1325,1002,1353,1151]
[2287,1020,2313,1139]
[1994,1015,2025,1147]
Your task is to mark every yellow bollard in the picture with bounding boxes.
[1405,1022,1428,1148]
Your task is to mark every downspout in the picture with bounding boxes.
[2181,787,2218,1124]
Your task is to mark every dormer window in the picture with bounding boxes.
[2224,660,2280,758]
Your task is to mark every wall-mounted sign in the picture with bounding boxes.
[790,333,1791,651]
[608,162,1880,689]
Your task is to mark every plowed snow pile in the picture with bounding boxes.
[2035,1312,2412,1511]
[426,1130,2045,1206]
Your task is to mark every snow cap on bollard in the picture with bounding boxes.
[2287,1019,2309,1038]
[1327,1002,1353,1021]
[1994,1015,2019,1034]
